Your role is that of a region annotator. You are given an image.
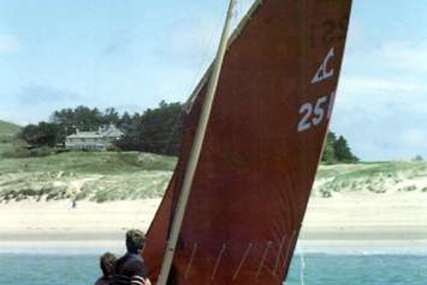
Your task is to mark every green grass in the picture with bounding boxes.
[0,151,177,175]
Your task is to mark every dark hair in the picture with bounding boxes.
[100,252,116,277]
[126,229,146,253]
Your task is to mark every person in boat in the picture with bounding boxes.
[112,229,152,285]
[95,252,117,285]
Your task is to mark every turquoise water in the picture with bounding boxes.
[0,253,426,285]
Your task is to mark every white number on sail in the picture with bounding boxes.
[312,96,328,126]
[311,47,335,84]
[297,94,332,132]
[298,103,313,132]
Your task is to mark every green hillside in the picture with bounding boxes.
[0,120,20,138]
[0,120,21,155]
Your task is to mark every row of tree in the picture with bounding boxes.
[19,101,184,156]
[115,101,183,155]
[18,101,358,162]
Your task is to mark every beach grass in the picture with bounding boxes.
[0,151,176,202]
[315,161,427,196]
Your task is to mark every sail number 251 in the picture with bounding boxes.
[297,92,335,132]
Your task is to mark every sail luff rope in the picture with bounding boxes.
[184,0,263,114]
[155,1,237,284]
[182,2,221,114]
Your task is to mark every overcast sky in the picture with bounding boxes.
[0,1,426,161]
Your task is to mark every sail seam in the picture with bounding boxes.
[210,244,227,280]
[255,241,272,279]
[232,243,253,280]
[273,235,288,276]
[184,242,199,280]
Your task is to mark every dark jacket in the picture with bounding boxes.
[112,253,148,285]
[94,276,111,285]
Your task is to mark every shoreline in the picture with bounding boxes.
[1,239,426,256]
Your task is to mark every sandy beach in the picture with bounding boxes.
[0,192,426,254]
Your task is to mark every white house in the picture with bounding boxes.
[65,124,124,151]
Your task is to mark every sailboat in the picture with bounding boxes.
[143,0,352,284]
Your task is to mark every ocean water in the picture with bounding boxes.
[0,253,426,285]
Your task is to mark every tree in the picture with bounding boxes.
[321,131,359,164]
[322,132,337,164]
[116,101,183,155]
[141,101,183,155]
[116,113,143,151]
[334,135,358,163]
[103,107,120,125]
[118,112,133,131]
[19,122,62,147]
[413,155,424,161]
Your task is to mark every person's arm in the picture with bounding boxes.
[128,258,149,285]
[130,275,146,285]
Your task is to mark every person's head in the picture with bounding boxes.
[100,252,116,278]
[126,229,146,254]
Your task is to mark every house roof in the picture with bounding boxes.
[102,125,124,137]
[66,124,124,139]
[67,131,102,139]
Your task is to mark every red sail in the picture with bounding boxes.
[143,0,352,284]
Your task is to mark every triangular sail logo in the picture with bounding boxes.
[311,48,335,84]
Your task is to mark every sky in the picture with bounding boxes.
[0,1,426,161]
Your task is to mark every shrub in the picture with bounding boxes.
[398,185,418,192]
[320,189,332,198]
[29,146,53,157]
[2,146,54,158]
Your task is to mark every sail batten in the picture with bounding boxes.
[144,1,352,284]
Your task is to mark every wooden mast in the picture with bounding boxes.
[155,1,236,284]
